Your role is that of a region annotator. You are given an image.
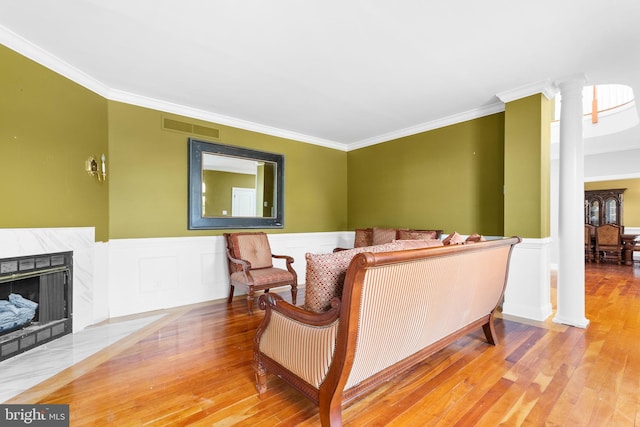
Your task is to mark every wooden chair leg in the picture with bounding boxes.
[247,287,255,315]
[227,284,235,304]
[291,284,298,305]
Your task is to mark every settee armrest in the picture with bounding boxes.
[254,293,341,395]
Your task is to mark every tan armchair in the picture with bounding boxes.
[224,232,297,314]
[596,224,622,264]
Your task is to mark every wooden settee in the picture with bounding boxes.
[253,236,521,426]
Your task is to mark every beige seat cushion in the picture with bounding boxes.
[230,268,294,286]
[304,240,434,313]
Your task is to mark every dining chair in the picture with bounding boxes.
[595,224,623,265]
[584,224,595,263]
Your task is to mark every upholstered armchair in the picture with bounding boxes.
[595,224,622,264]
[224,232,297,314]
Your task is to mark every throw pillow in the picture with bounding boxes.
[372,227,398,245]
[354,228,373,247]
[397,229,438,240]
[465,233,486,243]
[442,231,465,245]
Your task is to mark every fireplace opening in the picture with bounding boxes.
[0,252,72,362]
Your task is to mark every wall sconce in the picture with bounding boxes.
[86,154,107,183]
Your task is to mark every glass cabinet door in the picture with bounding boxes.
[604,198,618,224]
[589,200,600,226]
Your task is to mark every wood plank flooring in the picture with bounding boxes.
[5,263,640,426]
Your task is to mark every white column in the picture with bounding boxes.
[553,76,589,328]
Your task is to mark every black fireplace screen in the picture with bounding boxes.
[0,252,72,361]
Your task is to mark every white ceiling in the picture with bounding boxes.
[1,0,639,151]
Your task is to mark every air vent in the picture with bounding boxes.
[163,118,220,139]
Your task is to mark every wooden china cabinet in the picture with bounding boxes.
[584,188,625,227]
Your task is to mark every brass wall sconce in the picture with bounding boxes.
[86,154,107,182]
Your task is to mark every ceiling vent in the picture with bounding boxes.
[163,118,220,139]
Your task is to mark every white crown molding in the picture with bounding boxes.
[496,79,558,103]
[3,23,566,154]
[0,25,111,98]
[346,102,505,151]
[108,89,348,151]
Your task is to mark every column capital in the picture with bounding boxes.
[554,73,588,93]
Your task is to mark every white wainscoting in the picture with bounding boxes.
[106,232,353,318]
[502,237,553,321]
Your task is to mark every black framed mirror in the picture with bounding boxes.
[188,138,284,229]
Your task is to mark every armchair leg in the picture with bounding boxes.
[291,284,298,306]
[227,284,235,304]
[247,287,255,315]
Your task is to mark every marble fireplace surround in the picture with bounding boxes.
[0,228,97,332]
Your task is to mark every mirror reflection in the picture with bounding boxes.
[202,153,277,218]
[188,138,284,229]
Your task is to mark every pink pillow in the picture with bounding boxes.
[465,233,486,243]
[354,228,373,247]
[397,229,438,241]
[442,232,465,245]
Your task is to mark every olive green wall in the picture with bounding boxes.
[0,45,109,241]
[504,94,552,238]
[203,170,255,217]
[347,113,505,235]
[107,102,348,238]
[585,179,640,226]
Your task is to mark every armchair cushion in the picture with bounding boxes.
[228,233,273,269]
[304,240,433,313]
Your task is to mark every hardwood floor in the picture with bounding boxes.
[5,263,640,426]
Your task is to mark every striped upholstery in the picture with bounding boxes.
[259,311,339,388]
[344,245,511,389]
